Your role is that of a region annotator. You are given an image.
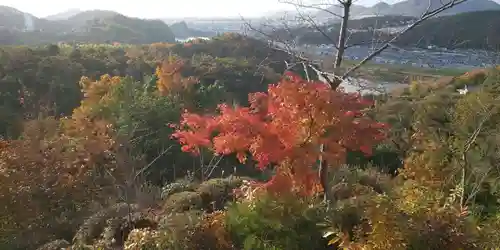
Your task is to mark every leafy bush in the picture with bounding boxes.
[73,203,141,246]
[322,193,481,249]
[157,210,205,249]
[124,228,171,250]
[186,211,235,250]
[196,177,246,211]
[36,239,70,250]
[161,180,198,199]
[478,213,500,249]
[225,192,329,250]
[163,192,204,212]
[0,118,120,249]
[327,166,393,202]
[99,211,159,248]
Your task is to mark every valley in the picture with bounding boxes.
[1,1,500,249]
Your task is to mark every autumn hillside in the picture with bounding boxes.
[1,33,500,250]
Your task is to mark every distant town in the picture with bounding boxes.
[179,18,498,71]
[300,44,498,70]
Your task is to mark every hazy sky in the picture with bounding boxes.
[2,0,404,18]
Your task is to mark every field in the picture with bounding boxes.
[325,59,470,83]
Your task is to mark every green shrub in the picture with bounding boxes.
[478,213,500,249]
[158,210,205,249]
[225,192,329,250]
[100,211,159,248]
[73,203,141,246]
[405,211,479,250]
[163,191,204,212]
[195,176,247,211]
[327,166,393,202]
[324,193,481,249]
[36,239,70,250]
[159,210,204,231]
[124,228,172,250]
[186,211,235,250]
[161,180,198,199]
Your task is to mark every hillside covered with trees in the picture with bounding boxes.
[307,0,500,20]
[272,10,500,50]
[396,10,500,50]
[169,21,217,39]
[1,32,500,250]
[0,7,176,45]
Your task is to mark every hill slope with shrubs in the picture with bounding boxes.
[1,32,500,250]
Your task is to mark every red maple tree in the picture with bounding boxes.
[172,72,388,195]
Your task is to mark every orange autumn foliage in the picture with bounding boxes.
[0,118,118,248]
[172,72,387,195]
[73,74,122,117]
[155,56,198,96]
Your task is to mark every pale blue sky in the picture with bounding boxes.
[2,0,404,18]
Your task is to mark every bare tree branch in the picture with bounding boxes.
[334,0,352,69]
[134,145,173,180]
[242,17,344,87]
[244,0,472,207]
[293,7,340,50]
[342,0,468,79]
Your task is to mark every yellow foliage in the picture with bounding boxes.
[394,180,446,214]
[0,118,118,248]
[155,56,198,96]
[362,198,407,250]
[400,143,453,189]
[73,74,122,120]
[150,42,176,49]
[187,211,234,250]
[79,75,121,101]
[124,228,170,250]
[453,90,499,131]
[62,75,120,157]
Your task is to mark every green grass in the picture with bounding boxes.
[327,59,470,83]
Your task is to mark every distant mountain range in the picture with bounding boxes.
[395,10,500,50]
[44,8,83,20]
[0,6,223,45]
[0,6,177,45]
[300,0,500,20]
[269,10,500,51]
[0,5,41,31]
[1,0,499,46]
[169,21,217,39]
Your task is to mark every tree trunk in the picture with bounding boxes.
[321,2,351,204]
[334,1,351,69]
[318,144,329,204]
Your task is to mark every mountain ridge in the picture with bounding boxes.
[271,10,500,51]
[0,6,176,45]
[44,8,83,20]
[169,21,217,39]
[305,0,500,20]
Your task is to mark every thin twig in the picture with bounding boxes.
[342,0,468,79]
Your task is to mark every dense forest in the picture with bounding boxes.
[1,33,500,250]
[395,10,500,50]
[272,11,500,50]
